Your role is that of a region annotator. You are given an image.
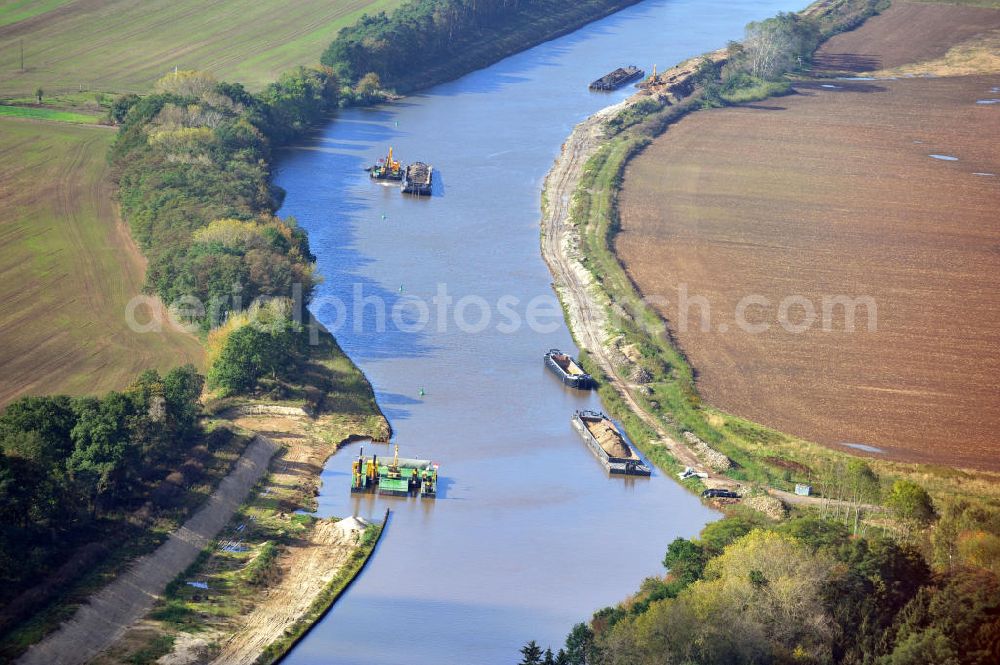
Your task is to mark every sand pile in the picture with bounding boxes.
[335,516,370,535]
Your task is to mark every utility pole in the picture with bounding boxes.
[20,39,24,71]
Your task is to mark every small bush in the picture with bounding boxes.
[721,79,791,104]
[245,541,279,586]
[127,634,175,665]
[149,599,196,626]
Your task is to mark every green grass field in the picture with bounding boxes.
[0,104,99,123]
[0,0,402,98]
[0,117,203,407]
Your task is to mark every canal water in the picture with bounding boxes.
[275,0,801,662]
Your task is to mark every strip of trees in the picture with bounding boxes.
[321,0,639,92]
[110,68,334,333]
[689,0,885,107]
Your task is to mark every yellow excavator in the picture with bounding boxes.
[386,444,402,480]
[369,146,403,181]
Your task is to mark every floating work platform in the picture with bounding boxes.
[589,65,644,91]
[544,349,594,390]
[572,410,651,476]
[401,162,433,195]
[367,146,403,181]
[351,445,438,498]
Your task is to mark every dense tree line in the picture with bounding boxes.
[321,0,638,91]
[523,513,1000,664]
[0,367,205,595]
[110,68,336,330]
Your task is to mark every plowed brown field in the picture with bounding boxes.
[814,1,1000,72]
[616,2,1000,470]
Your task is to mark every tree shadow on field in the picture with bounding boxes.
[812,53,881,73]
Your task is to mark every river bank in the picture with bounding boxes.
[7,328,390,664]
[540,56,729,493]
[84,419,388,665]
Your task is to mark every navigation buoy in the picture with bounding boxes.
[418,388,425,397]
[399,284,404,293]
[394,121,399,127]
[381,213,387,221]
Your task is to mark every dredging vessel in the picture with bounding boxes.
[572,410,651,476]
[351,445,438,498]
[544,349,594,389]
[401,161,433,195]
[589,65,644,91]
[367,147,404,181]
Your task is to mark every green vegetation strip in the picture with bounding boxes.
[261,510,390,665]
[0,0,71,28]
[0,105,100,124]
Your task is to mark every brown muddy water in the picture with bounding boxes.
[274,1,802,662]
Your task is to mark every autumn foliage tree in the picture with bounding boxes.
[206,298,306,396]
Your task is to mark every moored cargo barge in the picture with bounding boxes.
[401,162,433,195]
[589,65,644,91]
[572,410,651,476]
[544,349,593,389]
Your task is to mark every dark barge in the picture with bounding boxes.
[544,349,594,389]
[401,162,433,195]
[572,410,651,476]
[589,65,644,91]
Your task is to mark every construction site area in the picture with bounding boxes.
[351,445,439,498]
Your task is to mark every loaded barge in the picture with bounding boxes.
[572,410,651,476]
[401,161,433,195]
[544,349,593,389]
[589,65,644,91]
[351,445,438,498]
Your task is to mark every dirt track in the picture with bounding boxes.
[16,436,280,665]
[210,520,354,665]
[539,99,727,485]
